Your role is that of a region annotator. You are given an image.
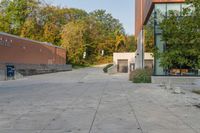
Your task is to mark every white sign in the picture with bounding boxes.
[101,50,104,56]
[83,52,86,59]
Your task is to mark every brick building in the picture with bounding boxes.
[0,32,71,80]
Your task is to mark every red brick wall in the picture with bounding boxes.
[0,33,66,65]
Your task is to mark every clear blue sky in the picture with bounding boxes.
[46,0,135,35]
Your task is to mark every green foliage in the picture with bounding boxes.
[155,0,200,70]
[0,0,40,35]
[61,10,135,65]
[95,56,113,65]
[144,14,154,52]
[43,22,60,45]
[20,18,42,40]
[131,69,152,83]
[61,20,87,64]
[0,1,137,65]
[103,64,113,73]
[90,10,125,34]
[125,35,137,52]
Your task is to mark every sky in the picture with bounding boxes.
[46,0,135,35]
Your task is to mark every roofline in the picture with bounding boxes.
[144,1,185,25]
[0,32,64,49]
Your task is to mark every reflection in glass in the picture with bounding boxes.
[155,4,166,25]
[167,4,181,16]
[146,3,199,76]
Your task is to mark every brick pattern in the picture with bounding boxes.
[0,32,66,65]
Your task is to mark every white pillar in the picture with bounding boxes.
[135,29,144,69]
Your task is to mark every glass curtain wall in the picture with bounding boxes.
[154,4,167,76]
[152,3,199,76]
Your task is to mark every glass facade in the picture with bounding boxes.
[151,3,200,76]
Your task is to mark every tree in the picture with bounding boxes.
[0,1,132,65]
[20,18,42,41]
[61,21,87,64]
[144,14,154,52]
[39,6,88,25]
[125,35,137,52]
[0,11,10,33]
[155,0,200,72]
[0,0,40,35]
[43,22,60,45]
[39,6,88,46]
[114,31,126,52]
[89,10,126,55]
[90,10,125,35]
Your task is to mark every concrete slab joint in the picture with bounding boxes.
[0,67,199,133]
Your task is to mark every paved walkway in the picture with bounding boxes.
[0,67,200,133]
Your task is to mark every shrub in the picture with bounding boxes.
[131,69,152,83]
[103,64,113,73]
[95,56,113,65]
[192,90,200,95]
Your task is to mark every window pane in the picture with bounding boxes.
[167,4,181,16]
[155,35,165,75]
[155,4,167,15]
[155,4,166,25]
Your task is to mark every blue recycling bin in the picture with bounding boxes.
[6,65,15,78]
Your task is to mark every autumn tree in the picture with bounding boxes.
[61,21,87,64]
[89,10,126,54]
[125,35,137,52]
[43,22,60,45]
[144,14,154,52]
[39,6,88,46]
[0,0,40,35]
[20,18,42,41]
[0,1,135,65]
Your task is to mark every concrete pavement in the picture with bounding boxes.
[0,67,200,133]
